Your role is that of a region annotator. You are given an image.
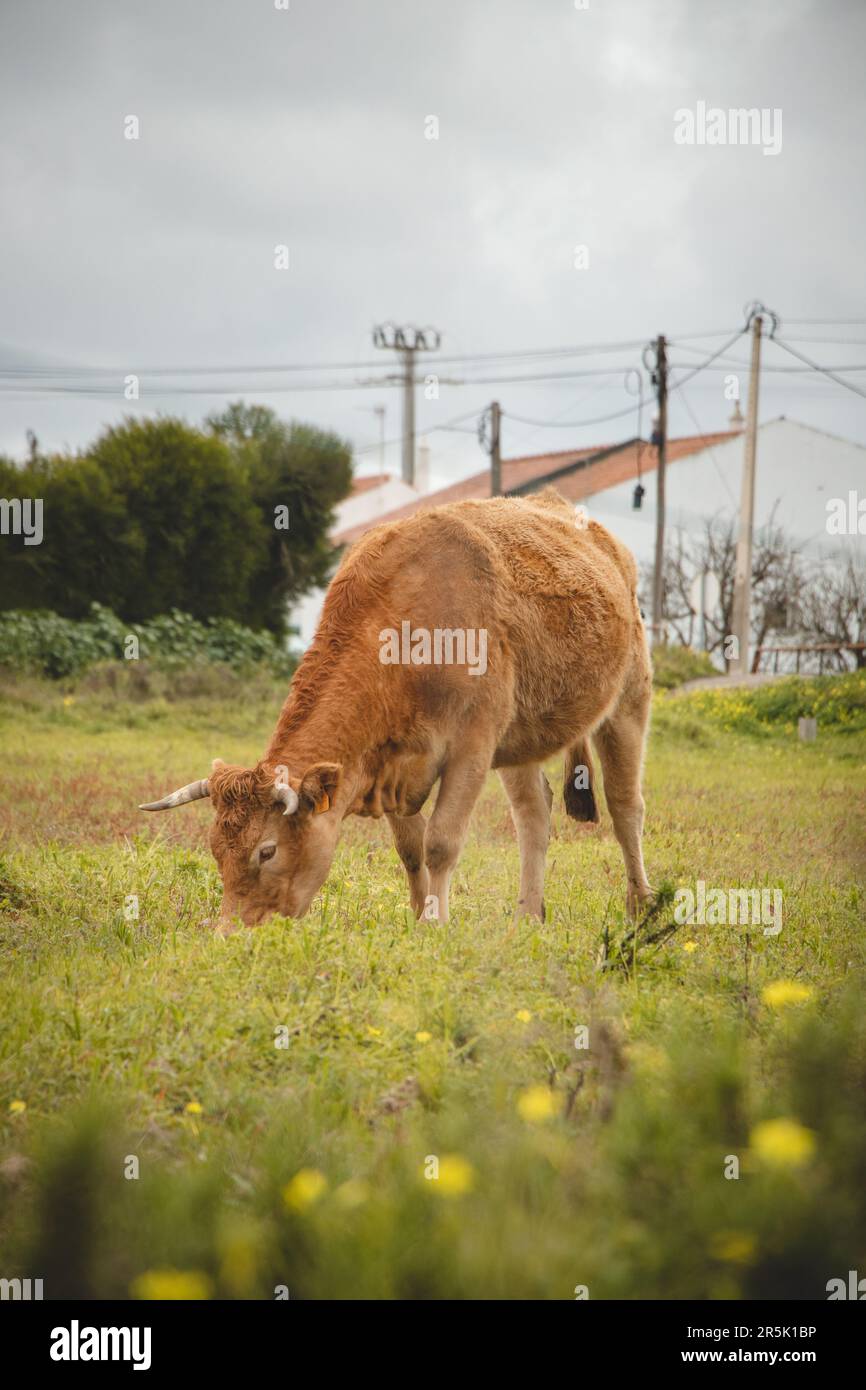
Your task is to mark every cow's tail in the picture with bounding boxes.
[563,736,599,823]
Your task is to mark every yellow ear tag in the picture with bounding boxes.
[315,793,330,814]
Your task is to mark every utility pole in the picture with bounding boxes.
[648,335,668,645]
[730,310,764,675]
[490,401,501,495]
[479,401,502,495]
[400,346,415,486]
[372,324,441,486]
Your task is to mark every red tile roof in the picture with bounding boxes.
[349,472,392,495]
[334,431,740,546]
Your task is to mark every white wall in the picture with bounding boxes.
[587,419,866,568]
[289,475,420,648]
[289,419,865,653]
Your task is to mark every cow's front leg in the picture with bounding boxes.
[498,763,552,922]
[386,810,429,917]
[422,738,493,923]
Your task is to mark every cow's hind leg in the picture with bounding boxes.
[387,810,429,918]
[498,763,552,922]
[592,683,653,920]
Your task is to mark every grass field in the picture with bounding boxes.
[1,671,864,1300]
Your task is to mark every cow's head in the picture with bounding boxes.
[140,758,342,928]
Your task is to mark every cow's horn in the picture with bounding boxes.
[139,778,210,812]
[274,782,299,816]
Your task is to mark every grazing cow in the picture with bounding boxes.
[140,490,653,929]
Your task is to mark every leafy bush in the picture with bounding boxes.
[0,409,351,635]
[679,670,866,734]
[651,643,719,690]
[0,604,295,680]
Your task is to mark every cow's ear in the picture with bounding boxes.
[211,757,226,771]
[299,763,341,815]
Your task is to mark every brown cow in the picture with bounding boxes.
[140,490,653,929]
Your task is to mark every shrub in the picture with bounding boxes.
[0,410,352,635]
[651,643,719,690]
[0,604,295,680]
[679,670,866,734]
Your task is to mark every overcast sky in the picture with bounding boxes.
[2,0,864,484]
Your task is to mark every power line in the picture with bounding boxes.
[504,397,651,430]
[0,325,758,385]
[353,406,483,455]
[667,327,748,390]
[669,358,866,374]
[783,336,866,346]
[0,361,687,399]
[674,382,738,507]
[771,337,866,401]
[502,331,750,432]
[0,336,654,382]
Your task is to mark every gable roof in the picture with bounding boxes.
[333,430,741,546]
[349,472,391,496]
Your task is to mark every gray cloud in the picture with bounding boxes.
[1,0,864,472]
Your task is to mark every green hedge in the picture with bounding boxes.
[0,605,295,679]
[676,670,866,734]
[651,643,719,690]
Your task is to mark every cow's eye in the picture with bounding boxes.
[259,842,277,864]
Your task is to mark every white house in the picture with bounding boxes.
[290,417,865,650]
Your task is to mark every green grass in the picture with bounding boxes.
[0,675,864,1299]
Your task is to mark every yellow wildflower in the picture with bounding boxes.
[516,1084,561,1124]
[427,1154,475,1196]
[750,1118,816,1170]
[761,980,814,1009]
[131,1269,212,1300]
[283,1167,327,1211]
[710,1231,757,1265]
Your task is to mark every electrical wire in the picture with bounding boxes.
[0,336,654,382]
[770,338,866,401]
[674,382,739,507]
[0,325,764,388]
[504,397,651,430]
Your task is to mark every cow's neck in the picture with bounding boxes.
[264,648,386,805]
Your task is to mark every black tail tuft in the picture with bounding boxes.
[563,739,600,822]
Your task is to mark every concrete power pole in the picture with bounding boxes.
[730,311,764,675]
[372,324,441,486]
[649,335,668,645]
[400,346,415,486]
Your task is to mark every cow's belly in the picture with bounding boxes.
[491,598,632,767]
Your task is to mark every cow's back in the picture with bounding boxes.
[339,491,640,765]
